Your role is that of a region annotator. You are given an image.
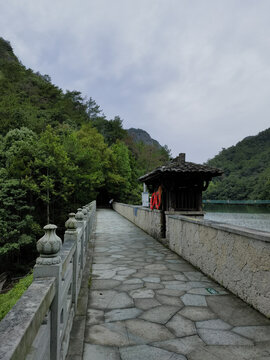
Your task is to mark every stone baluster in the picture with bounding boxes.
[34,224,62,360]
[82,206,90,256]
[76,208,85,283]
[64,212,79,309]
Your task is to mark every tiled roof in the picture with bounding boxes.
[139,153,223,182]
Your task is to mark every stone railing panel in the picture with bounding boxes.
[0,278,55,360]
[0,200,96,360]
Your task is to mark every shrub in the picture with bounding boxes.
[0,272,33,321]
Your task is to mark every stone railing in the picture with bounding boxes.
[0,201,96,360]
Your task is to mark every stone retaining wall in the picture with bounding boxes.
[113,202,270,318]
[113,202,163,239]
[167,215,270,318]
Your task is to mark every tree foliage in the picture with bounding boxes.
[0,37,171,273]
[204,128,270,200]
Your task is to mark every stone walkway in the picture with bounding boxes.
[83,209,270,359]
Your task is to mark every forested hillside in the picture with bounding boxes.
[204,128,270,200]
[0,37,170,273]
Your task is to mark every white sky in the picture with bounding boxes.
[1,0,270,162]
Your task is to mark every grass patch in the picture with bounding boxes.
[0,273,33,321]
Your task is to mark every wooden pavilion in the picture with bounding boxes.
[139,153,223,216]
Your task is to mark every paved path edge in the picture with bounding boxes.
[66,228,96,360]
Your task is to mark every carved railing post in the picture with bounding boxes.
[75,208,85,269]
[36,224,62,265]
[82,206,90,259]
[64,212,79,308]
[65,212,77,234]
[76,208,84,224]
[34,224,62,360]
[82,207,88,219]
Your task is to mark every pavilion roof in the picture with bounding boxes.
[139,153,223,183]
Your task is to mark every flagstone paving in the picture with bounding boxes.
[68,209,270,360]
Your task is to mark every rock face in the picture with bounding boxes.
[127,128,161,148]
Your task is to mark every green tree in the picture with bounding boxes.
[106,141,132,201]
[92,116,127,145]
[34,125,76,224]
[65,124,110,204]
[0,168,38,271]
[0,128,41,271]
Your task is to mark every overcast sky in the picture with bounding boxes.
[1,0,270,162]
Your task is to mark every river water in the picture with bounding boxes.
[204,204,270,233]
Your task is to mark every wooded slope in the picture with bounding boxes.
[204,128,270,200]
[0,37,170,273]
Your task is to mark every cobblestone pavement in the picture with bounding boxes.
[84,209,270,360]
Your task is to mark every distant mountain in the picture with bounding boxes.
[127,128,161,148]
[204,128,270,200]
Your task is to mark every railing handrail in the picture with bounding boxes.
[0,278,55,360]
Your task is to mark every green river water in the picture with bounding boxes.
[203,204,270,233]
